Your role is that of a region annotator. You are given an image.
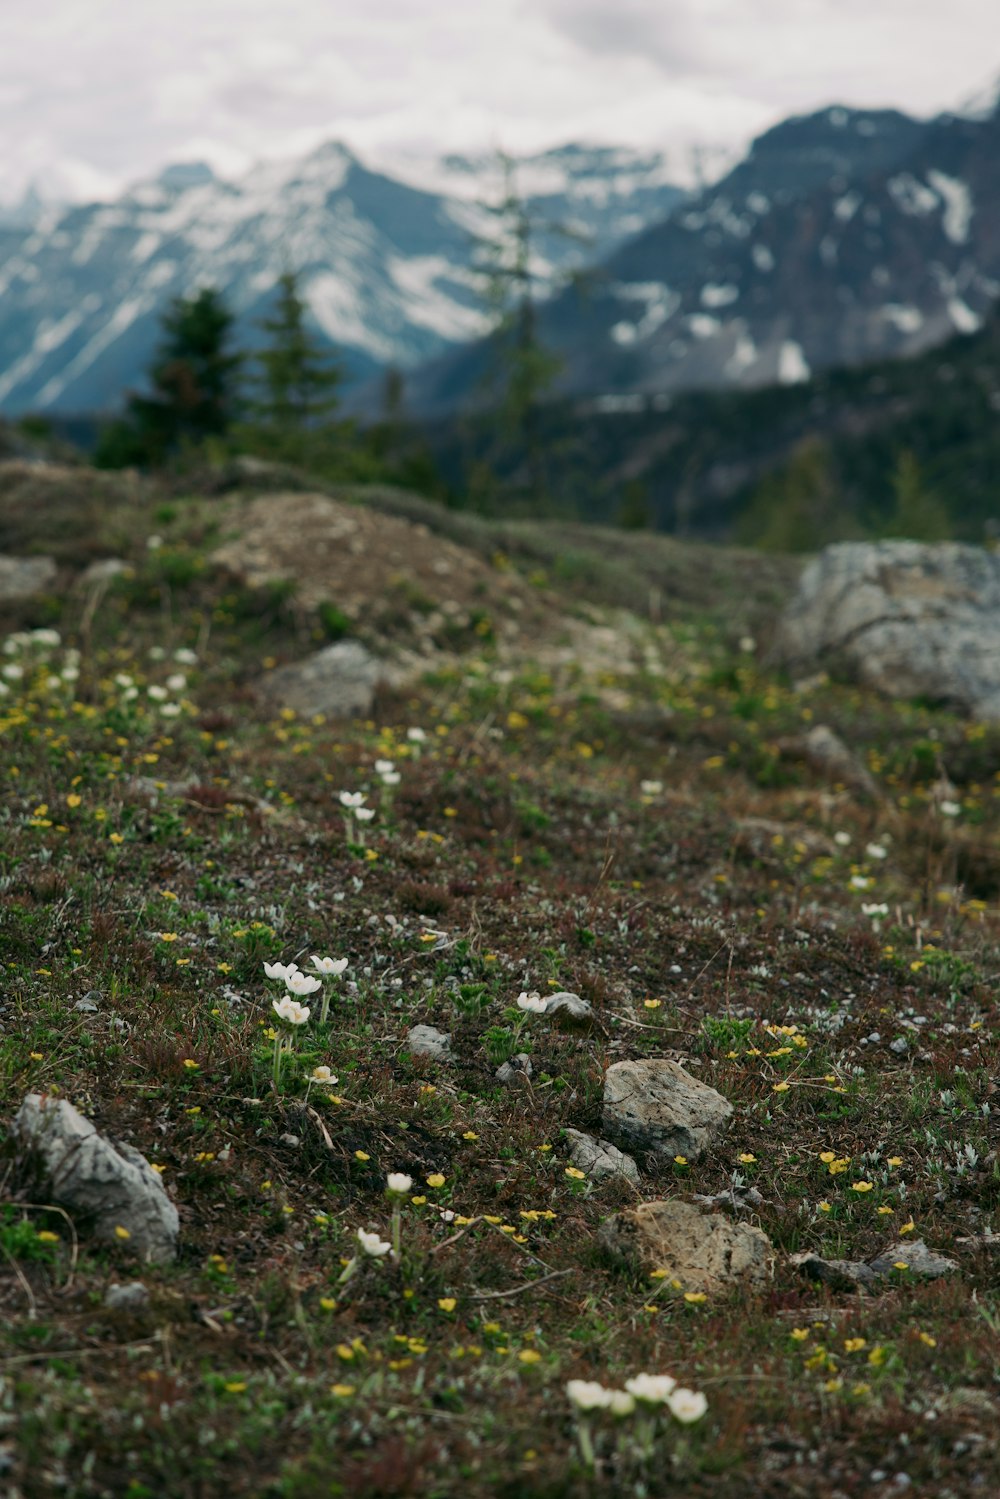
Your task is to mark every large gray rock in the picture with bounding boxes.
[774,541,1000,720]
[603,1059,733,1160]
[791,1238,957,1290]
[0,555,56,603]
[600,1198,774,1292]
[406,1025,452,1062]
[564,1127,639,1185]
[12,1094,178,1262]
[257,641,383,719]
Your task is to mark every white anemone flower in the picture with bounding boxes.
[2,664,23,681]
[310,1066,338,1084]
[406,727,426,744]
[272,995,311,1026]
[166,673,187,692]
[381,771,401,786]
[374,759,395,775]
[174,648,198,665]
[285,971,321,997]
[940,800,961,817]
[310,955,349,976]
[31,629,61,648]
[356,1228,392,1258]
[386,1172,413,1195]
[625,1373,677,1404]
[339,791,366,808]
[566,1380,613,1412]
[263,961,300,982]
[667,1388,708,1424]
[516,990,548,1014]
[353,806,376,823]
[147,684,168,701]
[866,842,888,860]
[159,703,182,718]
[606,1390,636,1418]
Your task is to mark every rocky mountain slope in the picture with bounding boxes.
[0,144,682,416]
[410,99,1000,413]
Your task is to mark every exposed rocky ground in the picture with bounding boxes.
[0,464,997,1497]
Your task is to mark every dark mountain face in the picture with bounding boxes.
[409,103,1000,415]
[0,143,683,416]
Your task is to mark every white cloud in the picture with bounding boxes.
[0,0,996,204]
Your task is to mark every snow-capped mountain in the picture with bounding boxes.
[410,100,1000,414]
[0,142,684,415]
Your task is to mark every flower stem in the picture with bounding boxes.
[576,1419,596,1471]
[272,1031,284,1089]
[391,1203,401,1259]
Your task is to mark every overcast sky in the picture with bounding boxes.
[3,0,998,202]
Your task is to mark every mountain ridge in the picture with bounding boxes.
[0,141,684,415]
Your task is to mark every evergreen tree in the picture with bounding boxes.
[250,271,342,441]
[882,450,951,542]
[738,439,862,552]
[96,287,241,468]
[477,155,564,503]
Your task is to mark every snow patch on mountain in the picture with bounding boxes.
[882,304,924,333]
[887,174,939,216]
[778,341,810,384]
[946,296,981,333]
[388,256,488,342]
[926,171,973,245]
[701,283,739,308]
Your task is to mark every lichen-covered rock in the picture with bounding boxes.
[602,1059,733,1160]
[13,1094,178,1262]
[600,1199,774,1292]
[496,1053,533,1086]
[0,554,56,603]
[406,1025,452,1062]
[773,541,1000,720]
[777,724,879,800]
[564,1128,639,1185]
[257,640,383,719]
[791,1238,957,1290]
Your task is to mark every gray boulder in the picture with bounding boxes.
[603,1058,733,1161]
[496,1053,533,1086]
[104,1281,151,1311]
[791,1238,957,1290]
[406,1025,452,1062]
[12,1094,178,1262]
[564,1127,639,1185]
[257,641,383,719]
[0,555,56,603]
[773,541,1000,720]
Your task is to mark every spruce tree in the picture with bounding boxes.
[96,287,241,468]
[477,155,564,505]
[249,271,341,448]
[883,450,951,542]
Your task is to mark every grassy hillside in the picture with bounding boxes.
[0,469,997,1497]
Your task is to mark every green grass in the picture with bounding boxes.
[0,472,997,1497]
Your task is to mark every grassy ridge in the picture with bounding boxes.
[0,479,997,1497]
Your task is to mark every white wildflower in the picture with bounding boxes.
[667,1388,708,1423]
[356,1228,391,1258]
[625,1372,677,1404]
[516,991,548,1013]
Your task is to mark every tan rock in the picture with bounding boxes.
[600,1198,774,1292]
[602,1058,733,1160]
